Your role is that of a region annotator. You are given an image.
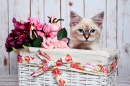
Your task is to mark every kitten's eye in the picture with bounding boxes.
[90,29,95,33]
[78,29,84,33]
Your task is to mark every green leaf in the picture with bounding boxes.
[56,19,64,23]
[33,36,43,47]
[31,29,38,40]
[52,18,57,23]
[57,28,67,40]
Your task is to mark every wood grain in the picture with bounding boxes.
[106,0,117,49]
[44,0,60,25]
[117,0,130,76]
[61,0,84,37]
[31,0,44,22]
[9,0,30,74]
[85,0,107,48]
[0,0,9,74]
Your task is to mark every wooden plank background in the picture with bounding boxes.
[0,0,130,85]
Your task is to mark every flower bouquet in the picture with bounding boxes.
[5,15,119,86]
[5,15,69,54]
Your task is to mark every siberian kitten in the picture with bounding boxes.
[69,11,104,50]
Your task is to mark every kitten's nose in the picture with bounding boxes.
[85,35,89,39]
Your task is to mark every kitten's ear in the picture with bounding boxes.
[70,11,82,27]
[92,11,104,27]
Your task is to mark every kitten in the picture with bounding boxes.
[69,11,104,50]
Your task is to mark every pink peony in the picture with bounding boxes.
[51,23,61,32]
[41,37,58,49]
[55,40,68,48]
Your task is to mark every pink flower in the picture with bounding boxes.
[37,22,43,30]
[53,68,60,75]
[37,31,44,37]
[30,56,34,60]
[101,65,108,73]
[71,62,81,69]
[51,23,61,32]
[44,23,53,33]
[111,63,114,71]
[51,14,55,23]
[17,55,22,63]
[61,38,68,43]
[42,63,49,71]
[59,78,65,85]
[56,60,62,65]
[55,40,68,48]
[27,17,40,25]
[65,54,72,62]
[42,59,47,63]
[41,37,58,49]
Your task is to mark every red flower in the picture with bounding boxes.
[59,78,65,85]
[56,60,62,65]
[101,65,108,73]
[31,56,34,60]
[24,56,29,61]
[17,55,22,63]
[53,68,60,75]
[42,63,49,71]
[71,62,81,69]
[111,63,114,71]
[65,54,72,62]
[42,59,47,63]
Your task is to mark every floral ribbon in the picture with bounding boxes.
[17,50,117,86]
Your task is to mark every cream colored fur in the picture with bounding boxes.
[69,11,104,50]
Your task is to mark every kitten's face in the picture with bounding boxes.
[70,11,104,43]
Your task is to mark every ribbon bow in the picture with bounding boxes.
[17,49,117,86]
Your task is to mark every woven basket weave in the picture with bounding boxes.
[18,47,119,86]
[18,63,117,86]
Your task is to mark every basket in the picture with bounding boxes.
[18,47,119,86]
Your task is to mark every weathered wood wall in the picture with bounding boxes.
[0,0,130,85]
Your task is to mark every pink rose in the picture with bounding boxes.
[59,78,65,85]
[27,17,40,25]
[53,68,60,75]
[41,37,58,49]
[56,60,62,65]
[55,40,68,48]
[42,63,49,71]
[65,54,72,62]
[51,14,55,23]
[37,31,44,37]
[101,65,108,73]
[24,56,30,62]
[17,55,22,63]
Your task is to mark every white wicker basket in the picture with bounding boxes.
[18,48,119,86]
[18,63,117,86]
